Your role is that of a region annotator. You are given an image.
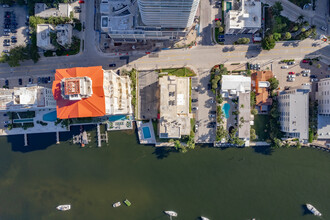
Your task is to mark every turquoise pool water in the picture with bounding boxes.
[142,127,151,139]
[222,103,230,119]
[13,118,33,123]
[43,111,57,122]
[226,2,232,12]
[109,115,129,121]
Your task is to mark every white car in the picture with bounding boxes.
[281,66,289,69]
[288,61,295,65]
[209,114,216,118]
[287,78,295,82]
[302,69,311,73]
[302,73,309,77]
[287,75,296,78]
[310,78,319,82]
[2,4,10,8]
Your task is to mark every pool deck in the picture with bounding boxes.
[0,109,68,136]
[136,120,156,145]
[106,119,133,131]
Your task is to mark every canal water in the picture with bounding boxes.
[0,130,330,220]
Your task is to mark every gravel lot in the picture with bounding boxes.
[0,5,29,54]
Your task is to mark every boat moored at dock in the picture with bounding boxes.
[112,202,121,208]
[164,211,178,217]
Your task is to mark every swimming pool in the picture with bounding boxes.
[43,111,57,122]
[142,127,151,139]
[226,2,232,12]
[13,118,33,123]
[109,115,130,122]
[222,103,230,119]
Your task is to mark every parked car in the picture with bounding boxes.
[326,75,330,78]
[302,73,309,77]
[207,83,211,90]
[281,66,289,69]
[29,78,33,84]
[287,75,295,78]
[192,107,198,111]
[109,63,116,67]
[218,34,224,38]
[302,59,309,63]
[310,75,317,78]
[2,49,9,53]
[250,64,254,69]
[218,38,225,42]
[78,0,85,3]
[75,9,82,13]
[192,99,198,102]
[18,78,22,85]
[320,26,327,31]
[310,78,319,82]
[209,110,216,114]
[5,80,9,86]
[210,99,216,104]
[301,69,311,74]
[288,61,295,65]
[287,78,295,82]
[256,63,261,70]
[288,72,295,75]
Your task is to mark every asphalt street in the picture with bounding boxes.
[0,0,329,80]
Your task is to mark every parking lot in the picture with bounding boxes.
[137,70,159,120]
[0,5,29,54]
[193,69,216,144]
[0,75,54,89]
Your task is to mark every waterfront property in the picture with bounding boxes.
[52,66,133,119]
[278,85,310,141]
[136,120,156,144]
[158,75,191,139]
[43,111,57,122]
[316,78,330,139]
[251,71,273,113]
[238,92,251,146]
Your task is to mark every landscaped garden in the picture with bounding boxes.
[252,115,270,141]
[159,67,196,77]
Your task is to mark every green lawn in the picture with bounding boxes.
[252,115,270,141]
[160,68,196,77]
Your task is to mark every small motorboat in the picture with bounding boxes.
[306,203,322,216]
[124,199,131,207]
[56,204,71,211]
[200,216,210,220]
[164,211,178,217]
[112,202,121,208]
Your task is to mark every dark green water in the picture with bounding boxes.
[1,130,330,220]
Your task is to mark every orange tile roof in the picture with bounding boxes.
[52,66,106,119]
[251,71,274,106]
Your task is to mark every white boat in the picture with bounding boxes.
[112,202,121,208]
[200,216,210,220]
[306,203,322,216]
[164,211,178,217]
[56,204,71,211]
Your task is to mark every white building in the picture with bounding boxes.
[55,24,73,47]
[278,86,310,140]
[137,0,200,28]
[99,0,196,42]
[221,75,251,98]
[0,86,56,111]
[225,0,261,34]
[316,78,330,139]
[158,75,191,139]
[36,24,55,51]
[104,70,133,115]
[35,3,72,18]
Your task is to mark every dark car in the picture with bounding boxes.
[192,99,198,102]
[5,80,9,86]
[209,110,216,114]
[29,78,33,84]
[207,83,211,90]
[218,34,225,38]
[11,36,16,39]
[38,77,41,84]
[11,30,17,33]
[18,78,22,85]
[218,38,225,42]
[109,63,116,67]
[310,75,317,78]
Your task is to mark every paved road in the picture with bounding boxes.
[199,0,213,45]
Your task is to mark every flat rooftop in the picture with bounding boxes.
[227,0,261,29]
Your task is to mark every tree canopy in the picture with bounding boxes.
[262,35,276,50]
